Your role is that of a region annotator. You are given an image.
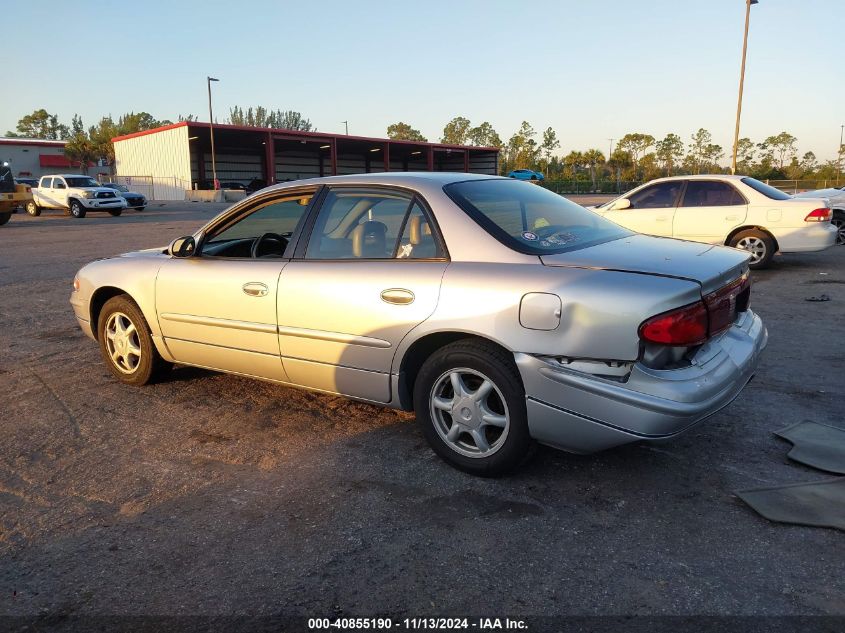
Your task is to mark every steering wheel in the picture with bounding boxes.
[250,232,288,258]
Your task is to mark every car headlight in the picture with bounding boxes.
[82,191,96,199]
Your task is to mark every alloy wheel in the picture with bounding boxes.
[832,217,845,246]
[735,236,767,264]
[429,367,510,458]
[104,311,142,374]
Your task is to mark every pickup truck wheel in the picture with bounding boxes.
[69,201,86,218]
[730,229,774,269]
[108,209,122,217]
[0,212,11,226]
[414,340,532,476]
[98,295,172,385]
[25,201,41,216]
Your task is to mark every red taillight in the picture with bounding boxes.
[640,274,751,347]
[639,301,709,346]
[804,208,832,222]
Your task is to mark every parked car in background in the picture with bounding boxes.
[26,175,127,218]
[507,169,544,181]
[592,175,836,268]
[220,181,246,191]
[70,173,766,475]
[1,163,33,225]
[793,185,845,245]
[245,178,268,195]
[100,182,146,211]
[15,177,39,188]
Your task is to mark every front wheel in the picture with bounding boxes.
[69,201,86,218]
[730,229,774,269]
[414,340,532,476]
[25,200,41,216]
[108,209,122,217]
[97,295,172,385]
[0,212,11,226]
[832,213,845,246]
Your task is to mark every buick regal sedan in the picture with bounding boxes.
[593,175,836,268]
[70,173,767,475]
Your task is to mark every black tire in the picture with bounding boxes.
[729,229,775,269]
[69,200,86,218]
[832,212,845,246]
[97,295,172,386]
[25,200,41,217]
[413,340,532,476]
[0,212,11,226]
[108,209,122,217]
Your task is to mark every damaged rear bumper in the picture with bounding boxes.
[516,309,767,453]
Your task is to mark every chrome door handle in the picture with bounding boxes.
[242,282,268,297]
[381,288,415,305]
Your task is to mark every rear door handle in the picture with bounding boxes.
[242,282,269,297]
[381,288,415,305]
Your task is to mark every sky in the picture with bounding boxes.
[6,0,845,161]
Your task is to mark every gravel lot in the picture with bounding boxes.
[0,199,843,622]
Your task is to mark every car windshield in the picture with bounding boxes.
[444,179,631,254]
[65,177,99,188]
[741,177,791,201]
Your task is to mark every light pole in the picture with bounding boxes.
[838,124,844,184]
[731,0,758,175]
[607,138,614,159]
[207,76,220,190]
[342,121,349,135]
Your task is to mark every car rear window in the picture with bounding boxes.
[740,177,791,201]
[444,179,630,254]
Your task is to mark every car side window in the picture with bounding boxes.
[40,177,52,188]
[396,202,444,259]
[305,188,415,260]
[201,192,314,258]
[628,182,682,209]
[681,181,746,207]
[54,178,66,189]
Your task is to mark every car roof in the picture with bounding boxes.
[44,174,99,179]
[260,171,505,194]
[645,174,747,184]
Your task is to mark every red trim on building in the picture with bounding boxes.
[39,154,74,167]
[111,121,189,143]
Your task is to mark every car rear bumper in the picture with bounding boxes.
[516,309,767,453]
[771,223,837,252]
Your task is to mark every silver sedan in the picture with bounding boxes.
[70,173,767,475]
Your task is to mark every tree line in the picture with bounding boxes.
[388,117,845,184]
[6,108,843,182]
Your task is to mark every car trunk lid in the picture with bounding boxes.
[540,234,749,294]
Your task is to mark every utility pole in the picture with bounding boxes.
[607,138,614,159]
[838,124,844,184]
[731,0,758,175]
[207,76,220,190]
[342,121,349,135]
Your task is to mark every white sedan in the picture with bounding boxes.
[593,175,836,268]
[793,185,845,245]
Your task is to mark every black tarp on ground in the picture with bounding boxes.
[736,478,845,531]
[775,420,845,474]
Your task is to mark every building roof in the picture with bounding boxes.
[111,121,499,152]
[0,137,67,147]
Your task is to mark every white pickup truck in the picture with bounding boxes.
[25,174,127,218]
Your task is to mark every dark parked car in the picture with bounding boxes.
[101,183,146,211]
[15,177,39,188]
[219,181,246,191]
[245,178,268,195]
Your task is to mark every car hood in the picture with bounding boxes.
[118,247,169,258]
[540,234,749,294]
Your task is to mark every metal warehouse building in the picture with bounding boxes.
[112,122,499,200]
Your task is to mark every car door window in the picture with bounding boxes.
[201,192,314,258]
[40,177,52,188]
[681,181,746,207]
[54,178,66,190]
[305,188,415,259]
[628,182,682,209]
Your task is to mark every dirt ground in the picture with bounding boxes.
[0,200,843,622]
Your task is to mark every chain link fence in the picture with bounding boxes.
[539,180,642,195]
[99,175,192,201]
[764,179,844,194]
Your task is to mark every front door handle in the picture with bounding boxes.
[381,288,415,305]
[242,282,268,297]
[655,216,668,222]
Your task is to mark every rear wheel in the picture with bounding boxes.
[0,212,11,226]
[108,209,122,217]
[25,200,41,216]
[70,200,86,218]
[730,229,774,269]
[97,295,171,385]
[832,212,845,246]
[414,340,532,476]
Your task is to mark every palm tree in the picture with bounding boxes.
[582,149,606,191]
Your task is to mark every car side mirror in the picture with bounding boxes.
[169,236,196,258]
[612,198,631,211]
